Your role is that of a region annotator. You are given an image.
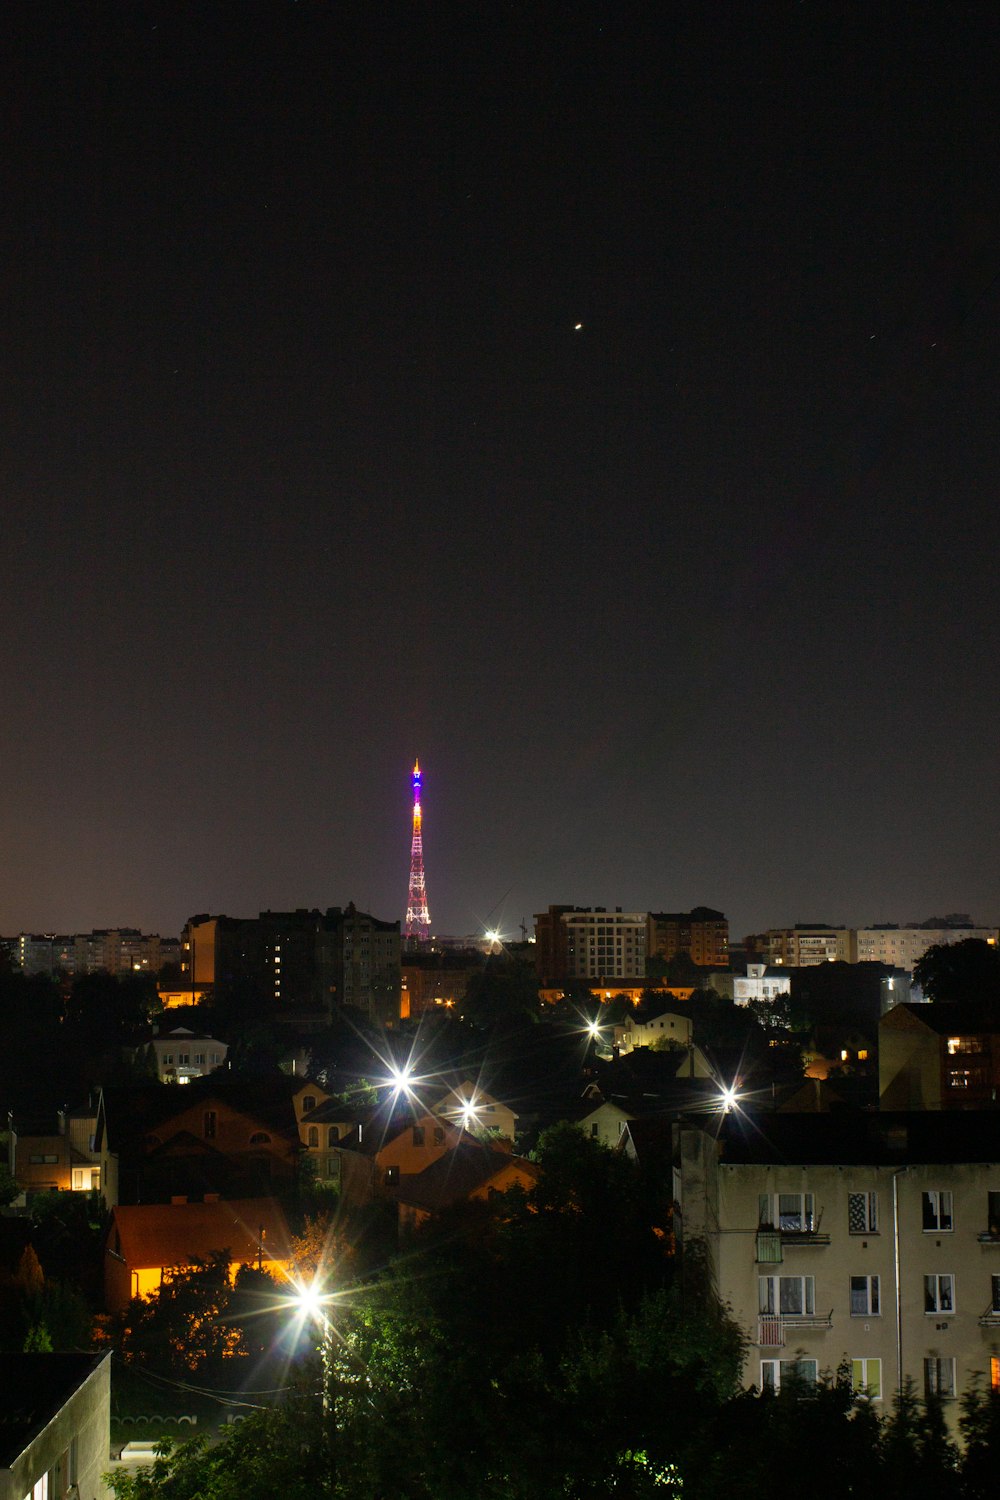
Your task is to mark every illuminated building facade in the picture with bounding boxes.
[534,906,647,986]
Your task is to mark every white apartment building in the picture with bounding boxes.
[853,925,998,972]
[563,908,647,982]
[678,1112,1000,1419]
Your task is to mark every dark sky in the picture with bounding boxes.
[3,1,1000,942]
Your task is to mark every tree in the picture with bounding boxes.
[117,1253,282,1378]
[105,1399,325,1500]
[913,940,1000,1006]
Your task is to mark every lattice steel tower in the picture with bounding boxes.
[405,759,431,940]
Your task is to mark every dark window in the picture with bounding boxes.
[307,1126,319,1147]
[303,1095,316,1112]
[328,1127,339,1145]
[989,1191,1000,1234]
[412,1126,425,1146]
[384,1165,399,1186]
[204,1111,217,1140]
[433,1127,444,1146]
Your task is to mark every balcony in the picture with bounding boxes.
[977,1231,1000,1245]
[779,1229,831,1249]
[978,1305,1000,1327]
[755,1231,783,1264]
[757,1312,834,1346]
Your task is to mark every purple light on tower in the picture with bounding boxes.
[405,759,431,940]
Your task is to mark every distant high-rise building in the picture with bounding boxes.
[852,920,998,972]
[754,920,999,973]
[762,926,852,967]
[183,905,401,1027]
[405,759,431,941]
[7,929,176,977]
[647,907,729,968]
[533,906,647,986]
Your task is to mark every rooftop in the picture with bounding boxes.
[0,1353,109,1469]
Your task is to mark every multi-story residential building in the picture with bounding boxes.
[880,1003,1000,1111]
[401,955,480,1018]
[563,908,647,983]
[647,907,729,968]
[7,929,178,977]
[676,1111,1000,1417]
[183,904,401,1026]
[763,926,852,967]
[1,1353,111,1500]
[852,921,998,972]
[533,906,646,986]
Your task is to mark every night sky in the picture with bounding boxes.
[3,2,999,942]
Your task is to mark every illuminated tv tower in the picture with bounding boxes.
[405,759,431,940]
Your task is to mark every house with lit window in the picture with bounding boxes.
[101,1078,301,1204]
[0,1353,111,1500]
[880,1002,1000,1110]
[676,1110,1000,1417]
[132,1028,229,1085]
[104,1196,292,1312]
[10,1092,116,1206]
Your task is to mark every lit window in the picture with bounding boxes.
[851,1357,882,1400]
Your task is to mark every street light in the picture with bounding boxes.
[289,1281,335,1415]
[718,1083,740,1113]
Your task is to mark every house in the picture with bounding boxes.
[394,1141,540,1233]
[134,1028,229,1084]
[676,1109,1000,1418]
[612,1009,713,1076]
[11,1091,117,1206]
[880,1002,1000,1110]
[0,1352,111,1500]
[376,1108,466,1188]
[432,1081,518,1141]
[101,1078,301,1204]
[104,1195,293,1312]
[557,1086,636,1149]
[299,1091,368,1189]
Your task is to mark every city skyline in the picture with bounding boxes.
[3,6,999,942]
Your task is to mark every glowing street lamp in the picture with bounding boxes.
[290,1281,335,1414]
[388,1061,413,1095]
[718,1083,740,1113]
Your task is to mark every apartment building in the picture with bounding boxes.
[853,923,998,972]
[534,906,647,986]
[880,1003,1000,1110]
[647,908,729,968]
[677,1111,1000,1416]
[762,927,852,966]
[7,929,179,977]
[183,904,401,1025]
